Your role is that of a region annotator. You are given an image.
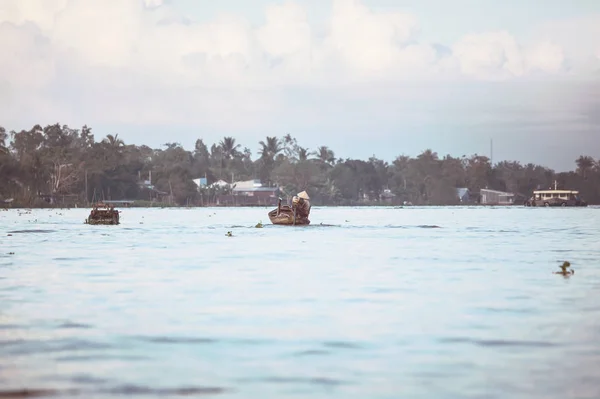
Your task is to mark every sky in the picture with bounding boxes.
[0,0,599,171]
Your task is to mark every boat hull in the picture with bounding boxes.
[86,204,120,225]
[525,199,587,207]
[86,217,120,225]
[268,205,310,226]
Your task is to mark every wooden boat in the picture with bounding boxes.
[85,203,120,225]
[268,199,310,226]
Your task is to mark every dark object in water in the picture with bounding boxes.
[553,261,574,276]
[268,198,310,226]
[85,203,120,225]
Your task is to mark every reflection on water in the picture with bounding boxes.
[1,206,600,398]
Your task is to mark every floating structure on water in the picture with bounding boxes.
[268,197,310,226]
[85,203,120,225]
[525,181,587,207]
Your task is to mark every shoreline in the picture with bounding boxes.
[6,203,596,210]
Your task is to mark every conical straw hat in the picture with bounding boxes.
[297,191,310,200]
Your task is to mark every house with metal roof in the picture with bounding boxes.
[202,179,279,206]
[479,188,515,205]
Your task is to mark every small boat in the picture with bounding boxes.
[85,203,120,225]
[525,181,588,207]
[268,198,310,226]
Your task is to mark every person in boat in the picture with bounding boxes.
[292,191,311,220]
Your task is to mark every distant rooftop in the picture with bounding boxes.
[233,186,278,193]
[480,188,513,195]
[233,179,263,189]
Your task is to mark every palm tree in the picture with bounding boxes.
[0,126,7,154]
[103,134,124,148]
[417,149,439,161]
[316,146,335,165]
[297,147,312,162]
[258,136,283,160]
[219,137,240,160]
[576,156,594,179]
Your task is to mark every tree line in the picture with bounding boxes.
[1,123,598,207]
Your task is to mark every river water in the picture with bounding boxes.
[1,206,599,398]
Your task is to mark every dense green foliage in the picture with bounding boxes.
[1,124,599,206]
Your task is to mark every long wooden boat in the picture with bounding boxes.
[268,200,310,226]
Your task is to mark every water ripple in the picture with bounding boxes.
[438,337,561,348]
[133,336,217,345]
[0,386,229,397]
[0,339,112,356]
[322,341,363,350]
[243,377,347,387]
[291,349,331,357]
[6,230,56,234]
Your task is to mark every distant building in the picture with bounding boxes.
[207,179,279,206]
[232,179,263,190]
[480,188,515,205]
[137,174,169,203]
[380,189,396,204]
[192,177,208,188]
[192,178,230,192]
[456,187,471,203]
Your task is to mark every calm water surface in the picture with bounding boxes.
[1,206,599,398]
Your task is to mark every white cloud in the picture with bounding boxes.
[0,0,67,31]
[51,0,146,68]
[452,31,526,80]
[526,41,565,74]
[451,32,568,80]
[0,0,597,131]
[530,15,600,75]
[325,0,420,73]
[143,0,163,8]
[257,2,311,58]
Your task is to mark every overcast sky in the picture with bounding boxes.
[0,0,598,171]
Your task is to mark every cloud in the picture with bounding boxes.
[451,31,567,80]
[0,0,68,31]
[0,0,598,134]
[526,42,565,74]
[530,15,600,75]
[325,0,420,73]
[452,31,525,80]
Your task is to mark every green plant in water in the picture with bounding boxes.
[255,221,263,228]
[226,231,233,237]
[554,261,574,276]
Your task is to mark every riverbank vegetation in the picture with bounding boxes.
[1,124,598,207]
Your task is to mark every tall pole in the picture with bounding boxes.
[84,169,88,205]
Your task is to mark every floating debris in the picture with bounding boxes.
[226,231,233,237]
[255,221,263,228]
[553,261,574,276]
